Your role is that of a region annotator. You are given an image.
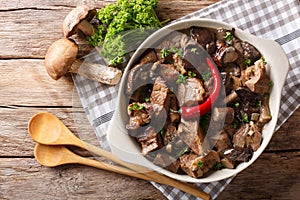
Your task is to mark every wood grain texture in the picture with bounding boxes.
[0,158,167,200]
[0,0,299,199]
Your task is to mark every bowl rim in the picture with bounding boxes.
[107,18,290,183]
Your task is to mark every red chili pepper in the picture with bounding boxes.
[181,57,222,119]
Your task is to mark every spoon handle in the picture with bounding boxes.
[76,154,211,200]
[81,142,210,200]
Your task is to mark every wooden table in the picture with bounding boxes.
[1,0,299,199]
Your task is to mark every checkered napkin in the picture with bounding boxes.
[73,0,300,199]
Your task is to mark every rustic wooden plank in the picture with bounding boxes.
[0,158,167,200]
[0,151,299,199]
[217,151,300,200]
[0,0,219,59]
[0,107,98,157]
[0,59,73,106]
[267,108,300,151]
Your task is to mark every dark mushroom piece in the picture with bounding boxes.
[225,91,238,105]
[259,97,272,124]
[214,40,239,66]
[233,39,261,63]
[45,38,122,85]
[62,5,97,37]
[190,27,216,54]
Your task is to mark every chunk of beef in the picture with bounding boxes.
[163,123,178,145]
[137,126,163,156]
[153,153,180,173]
[179,150,220,178]
[139,49,158,64]
[232,122,262,151]
[150,77,170,119]
[177,118,209,156]
[126,63,154,95]
[173,53,186,74]
[152,63,180,83]
[169,93,180,123]
[176,77,207,107]
[241,59,270,94]
[126,102,151,130]
[179,153,203,178]
[220,157,235,169]
[212,130,232,152]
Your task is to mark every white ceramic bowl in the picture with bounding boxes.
[107,19,289,183]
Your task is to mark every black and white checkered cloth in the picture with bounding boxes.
[73,0,300,199]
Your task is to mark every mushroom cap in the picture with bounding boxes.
[62,5,97,37]
[45,38,78,80]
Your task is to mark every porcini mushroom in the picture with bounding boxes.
[45,38,122,85]
[62,5,97,37]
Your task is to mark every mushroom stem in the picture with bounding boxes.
[44,38,122,85]
[76,19,96,36]
[70,60,122,85]
[225,91,238,105]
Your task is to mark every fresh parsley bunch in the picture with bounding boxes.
[87,0,167,67]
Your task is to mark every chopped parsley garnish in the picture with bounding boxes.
[245,58,251,66]
[159,129,165,136]
[197,161,204,168]
[170,47,183,58]
[177,147,190,157]
[191,47,199,55]
[160,48,170,59]
[242,113,249,123]
[224,31,233,41]
[258,100,262,108]
[234,102,240,107]
[201,71,212,82]
[128,102,144,111]
[188,71,197,77]
[232,121,238,129]
[212,162,224,170]
[144,97,150,102]
[176,74,188,84]
[161,47,183,58]
[261,56,267,65]
[269,80,273,88]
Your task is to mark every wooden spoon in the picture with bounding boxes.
[34,143,162,181]
[28,112,211,200]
